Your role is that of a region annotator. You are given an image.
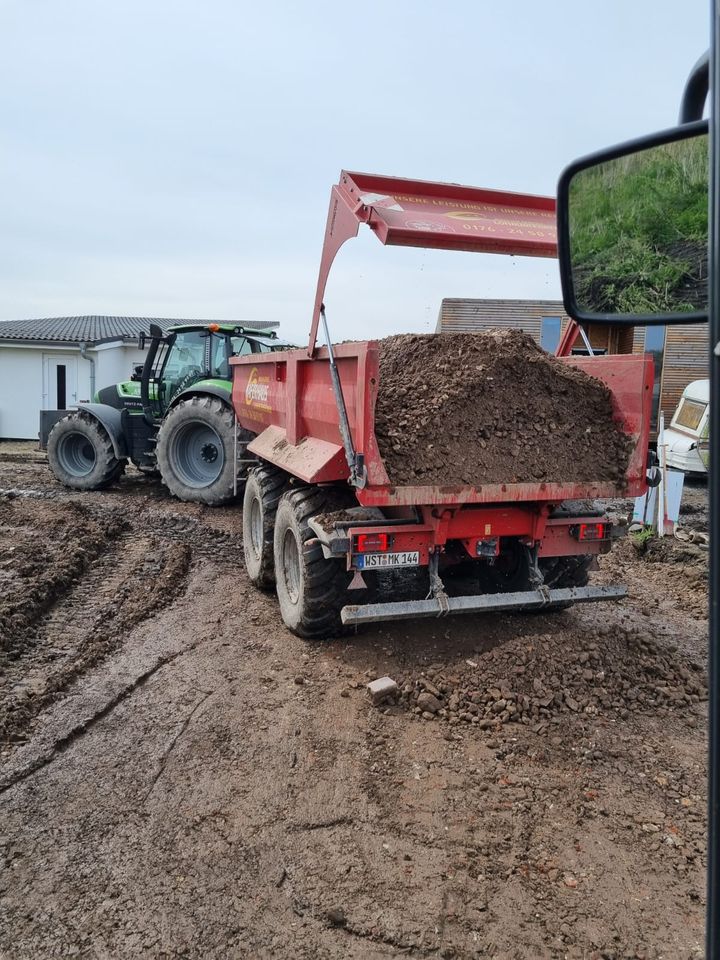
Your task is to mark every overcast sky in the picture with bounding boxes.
[0,0,709,344]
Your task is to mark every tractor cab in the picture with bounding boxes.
[137,322,290,424]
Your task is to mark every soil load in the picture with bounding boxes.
[373,330,633,487]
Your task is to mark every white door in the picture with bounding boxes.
[43,354,78,410]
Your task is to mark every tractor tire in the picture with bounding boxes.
[156,396,250,506]
[47,411,126,491]
[273,487,350,639]
[243,464,289,589]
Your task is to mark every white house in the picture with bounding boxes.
[0,315,279,440]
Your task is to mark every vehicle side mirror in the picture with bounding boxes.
[138,331,146,350]
[557,119,709,325]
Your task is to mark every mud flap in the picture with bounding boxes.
[340,585,627,626]
[75,403,130,459]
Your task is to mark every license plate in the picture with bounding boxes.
[355,551,420,569]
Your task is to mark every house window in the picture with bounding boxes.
[56,365,66,409]
[644,326,666,429]
[540,316,562,353]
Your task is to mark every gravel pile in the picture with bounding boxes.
[373,329,633,487]
[393,624,706,730]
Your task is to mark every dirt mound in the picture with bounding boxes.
[373,330,632,487]
[396,622,706,732]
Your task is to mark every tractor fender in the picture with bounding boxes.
[168,385,232,410]
[75,403,130,459]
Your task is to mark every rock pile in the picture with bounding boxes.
[393,624,705,731]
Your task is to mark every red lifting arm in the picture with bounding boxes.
[308,170,558,355]
[555,318,582,357]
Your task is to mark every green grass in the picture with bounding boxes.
[569,135,708,314]
[631,525,656,550]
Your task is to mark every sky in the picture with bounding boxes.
[0,0,710,345]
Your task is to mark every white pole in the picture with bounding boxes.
[657,411,666,537]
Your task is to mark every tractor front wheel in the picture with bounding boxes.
[47,412,126,491]
[156,396,249,506]
[273,488,350,639]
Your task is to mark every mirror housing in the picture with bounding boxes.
[557,119,709,326]
[137,331,146,350]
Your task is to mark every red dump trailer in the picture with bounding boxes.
[231,171,655,637]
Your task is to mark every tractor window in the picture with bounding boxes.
[160,330,208,409]
[210,335,231,378]
[230,337,253,356]
[164,331,206,379]
[209,335,253,379]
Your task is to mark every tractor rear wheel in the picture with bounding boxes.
[273,487,350,639]
[156,396,250,506]
[243,464,289,589]
[47,412,126,491]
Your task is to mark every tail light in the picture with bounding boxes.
[355,533,392,553]
[572,522,610,542]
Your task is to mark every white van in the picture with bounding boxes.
[665,379,710,474]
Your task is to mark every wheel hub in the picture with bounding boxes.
[200,442,219,463]
[57,431,97,477]
[168,420,225,488]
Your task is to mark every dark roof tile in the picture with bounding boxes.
[0,315,278,344]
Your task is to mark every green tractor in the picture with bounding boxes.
[45,322,291,505]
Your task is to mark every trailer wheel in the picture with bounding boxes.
[243,464,288,589]
[539,555,592,589]
[156,395,250,506]
[47,412,126,491]
[273,487,349,639]
[482,539,531,593]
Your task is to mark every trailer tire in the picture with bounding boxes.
[529,555,595,612]
[243,464,289,589]
[273,487,350,639]
[47,411,127,490]
[539,555,592,589]
[156,395,249,506]
[537,502,602,605]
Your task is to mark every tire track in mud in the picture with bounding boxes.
[0,493,242,746]
[0,640,207,795]
[0,529,192,745]
[0,499,128,646]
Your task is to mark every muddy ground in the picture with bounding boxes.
[0,445,709,959]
